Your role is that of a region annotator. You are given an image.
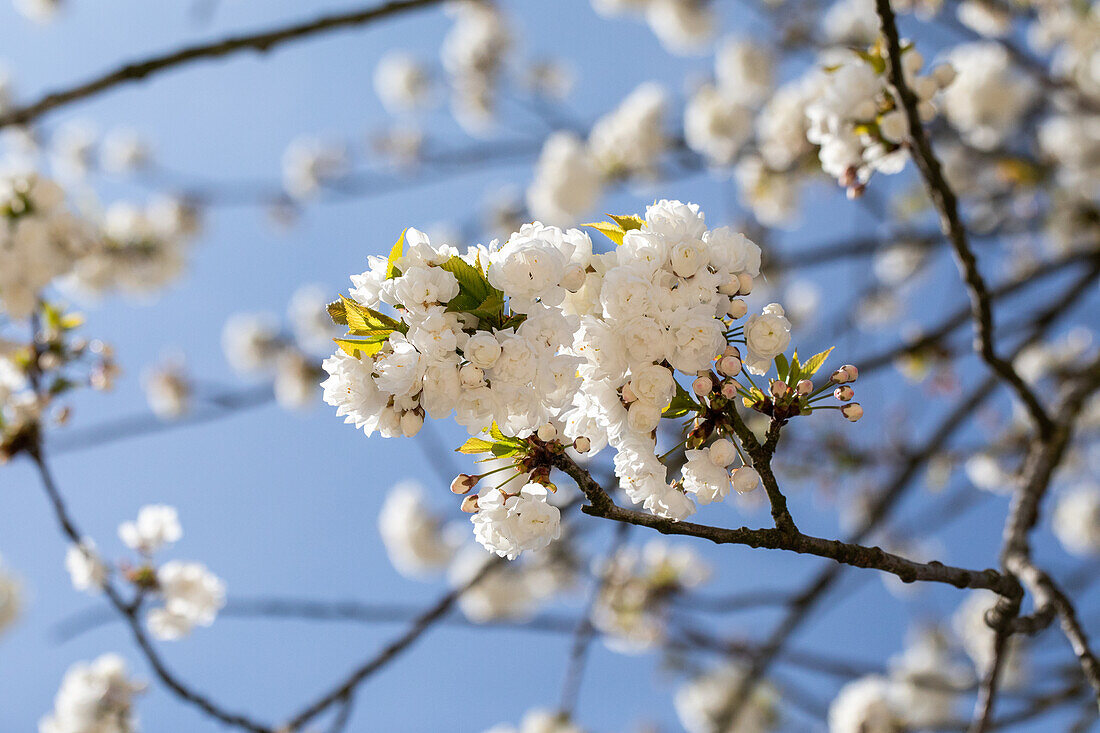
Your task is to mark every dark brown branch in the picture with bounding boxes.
[28,444,274,733]
[0,0,446,130]
[874,0,1055,439]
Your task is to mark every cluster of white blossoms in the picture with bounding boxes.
[527,83,666,225]
[373,52,433,115]
[675,664,778,733]
[324,200,858,559]
[65,505,225,641]
[685,40,774,167]
[1052,483,1100,556]
[281,136,349,200]
[804,46,955,193]
[39,654,143,733]
[0,554,21,636]
[592,0,715,56]
[939,42,1037,151]
[828,629,971,731]
[592,540,709,652]
[221,285,335,411]
[441,1,512,134]
[0,173,90,319]
[65,196,199,298]
[483,709,583,733]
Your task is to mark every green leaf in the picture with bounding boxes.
[490,443,521,458]
[801,347,835,377]
[385,229,406,280]
[334,333,390,358]
[340,295,404,335]
[608,214,645,231]
[327,299,348,326]
[788,351,802,383]
[458,437,496,454]
[489,422,508,441]
[467,290,506,326]
[584,221,626,245]
[774,353,790,381]
[663,381,700,419]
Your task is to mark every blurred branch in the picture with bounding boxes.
[0,0,447,130]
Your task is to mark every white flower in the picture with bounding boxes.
[39,654,142,733]
[142,361,190,420]
[483,709,583,733]
[373,52,431,113]
[708,438,738,467]
[274,350,320,410]
[940,42,1036,151]
[676,664,777,733]
[588,82,667,178]
[66,540,106,593]
[221,313,281,374]
[148,561,225,640]
[681,449,731,505]
[828,676,898,733]
[628,364,676,408]
[526,132,604,226]
[464,331,503,368]
[685,85,754,166]
[322,351,395,437]
[281,137,347,199]
[626,400,662,434]
[378,482,456,577]
[715,38,774,106]
[472,483,562,559]
[743,304,791,375]
[1052,484,1100,556]
[488,230,570,313]
[373,334,424,397]
[118,505,182,555]
[391,266,460,309]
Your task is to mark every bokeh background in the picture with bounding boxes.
[0,0,1095,730]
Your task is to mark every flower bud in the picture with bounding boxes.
[834,385,854,401]
[831,368,851,384]
[732,466,760,493]
[559,262,587,292]
[840,364,859,382]
[737,272,754,295]
[537,423,557,442]
[769,380,788,399]
[460,494,479,513]
[917,101,936,123]
[723,345,741,359]
[692,375,712,396]
[400,410,423,437]
[718,355,742,377]
[573,436,591,453]
[718,274,740,296]
[708,438,737,467]
[451,474,477,494]
[932,63,956,88]
[841,402,863,422]
[720,381,738,399]
[459,363,484,388]
[726,298,748,319]
[796,379,813,396]
[464,332,502,369]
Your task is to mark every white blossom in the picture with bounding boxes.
[39,654,142,733]
[118,505,182,555]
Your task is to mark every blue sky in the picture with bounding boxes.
[0,1,1096,731]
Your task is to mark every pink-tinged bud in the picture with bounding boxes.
[720,381,738,399]
[732,466,761,493]
[692,375,713,396]
[841,403,863,422]
[573,436,591,453]
[718,274,740,296]
[831,368,851,384]
[400,411,424,437]
[737,273,754,295]
[840,364,859,382]
[460,494,480,513]
[726,298,748,319]
[621,383,637,403]
[769,380,788,399]
[796,379,813,396]
[834,385,854,401]
[537,423,557,442]
[451,474,477,494]
[723,345,741,359]
[559,263,587,292]
[718,355,742,377]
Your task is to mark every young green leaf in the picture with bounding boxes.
[608,213,645,231]
[584,221,626,245]
[801,346,835,377]
[385,229,406,280]
[457,437,496,454]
